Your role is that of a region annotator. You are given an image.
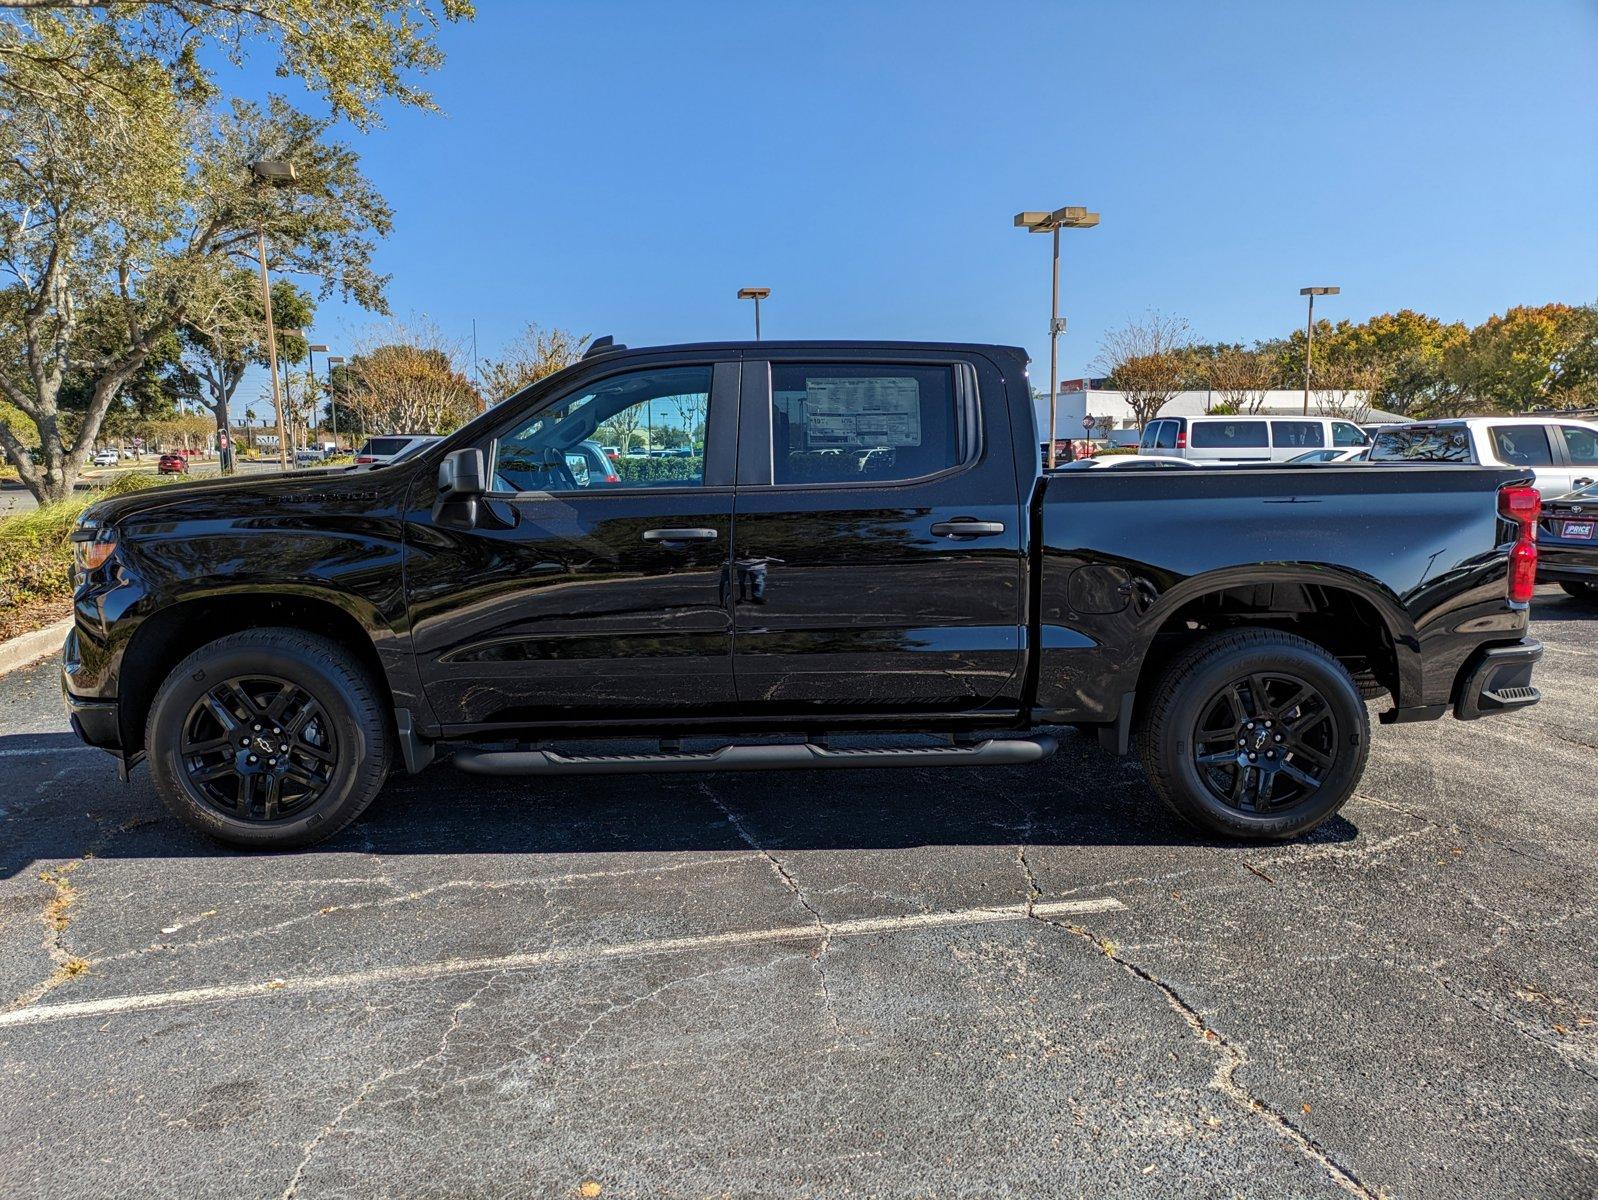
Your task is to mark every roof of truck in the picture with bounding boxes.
[581,338,1030,359]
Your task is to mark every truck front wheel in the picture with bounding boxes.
[147,628,392,850]
[1139,630,1369,840]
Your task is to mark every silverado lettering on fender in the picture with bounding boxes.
[63,340,1543,849]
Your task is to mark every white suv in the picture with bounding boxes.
[1369,416,1598,497]
[1140,415,1371,463]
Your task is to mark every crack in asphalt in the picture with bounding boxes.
[279,971,511,1199]
[696,780,846,1050]
[89,856,765,966]
[1029,912,1382,1200]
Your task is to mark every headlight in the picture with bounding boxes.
[70,515,117,571]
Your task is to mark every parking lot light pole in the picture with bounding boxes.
[1299,286,1340,415]
[248,159,298,470]
[1016,206,1099,469]
[737,288,771,340]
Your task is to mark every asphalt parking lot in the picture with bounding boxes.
[0,587,1593,1199]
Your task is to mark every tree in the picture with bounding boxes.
[1097,312,1191,429]
[0,76,391,501]
[335,319,481,434]
[0,0,466,503]
[479,323,588,406]
[175,272,312,469]
[1204,346,1274,414]
[0,2,474,131]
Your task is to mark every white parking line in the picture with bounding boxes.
[0,896,1125,1029]
[0,746,99,758]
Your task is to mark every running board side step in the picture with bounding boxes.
[452,735,1057,777]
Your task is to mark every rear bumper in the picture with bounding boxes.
[1453,638,1542,721]
[1536,541,1598,583]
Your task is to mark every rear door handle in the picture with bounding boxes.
[930,520,1006,538]
[642,527,719,543]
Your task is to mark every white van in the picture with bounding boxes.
[1369,416,1598,498]
[1139,415,1371,463]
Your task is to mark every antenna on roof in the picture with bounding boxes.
[583,335,625,359]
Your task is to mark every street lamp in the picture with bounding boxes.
[737,287,770,340]
[1016,206,1099,469]
[1299,286,1340,415]
[325,355,344,444]
[248,158,298,470]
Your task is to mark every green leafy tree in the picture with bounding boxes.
[480,323,588,405]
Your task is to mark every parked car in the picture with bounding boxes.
[1538,480,1598,602]
[1059,454,1199,470]
[1140,415,1370,463]
[1288,448,1369,464]
[64,337,1543,851]
[91,449,120,467]
[155,453,187,475]
[1369,417,1598,497]
[354,434,440,466]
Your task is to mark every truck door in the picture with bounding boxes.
[405,358,741,728]
[729,353,1026,715]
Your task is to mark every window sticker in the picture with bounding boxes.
[801,377,923,449]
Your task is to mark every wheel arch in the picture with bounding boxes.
[118,586,396,756]
[1126,563,1421,729]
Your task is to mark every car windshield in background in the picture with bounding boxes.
[1370,426,1473,462]
[361,437,414,457]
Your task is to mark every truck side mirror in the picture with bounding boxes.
[439,448,485,498]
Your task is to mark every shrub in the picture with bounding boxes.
[0,472,169,639]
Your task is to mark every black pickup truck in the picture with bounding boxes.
[63,339,1545,849]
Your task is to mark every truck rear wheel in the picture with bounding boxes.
[1559,581,1598,604]
[1138,629,1369,840]
[147,628,391,850]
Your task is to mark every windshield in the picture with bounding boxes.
[1370,426,1473,462]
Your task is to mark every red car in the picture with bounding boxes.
[157,453,187,475]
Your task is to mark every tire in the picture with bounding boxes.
[1138,629,1370,840]
[147,628,391,850]
[1559,581,1598,604]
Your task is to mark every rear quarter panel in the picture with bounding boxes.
[1033,464,1530,722]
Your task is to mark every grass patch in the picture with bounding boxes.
[0,471,170,641]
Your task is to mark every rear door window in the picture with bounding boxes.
[767,363,965,485]
[1271,421,1325,449]
[1489,425,1555,467]
[363,437,412,457]
[1140,423,1160,450]
[1370,427,1473,462]
[1154,421,1178,450]
[1190,420,1268,449]
[1558,425,1598,466]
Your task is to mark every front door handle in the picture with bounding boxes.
[930,520,1006,538]
[642,527,719,544]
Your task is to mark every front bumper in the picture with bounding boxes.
[1453,638,1542,721]
[61,625,124,755]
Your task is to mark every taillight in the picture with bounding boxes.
[1175,431,1187,449]
[603,474,620,484]
[1499,484,1541,605]
[356,455,373,464]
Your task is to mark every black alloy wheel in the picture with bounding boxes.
[180,675,337,822]
[1139,629,1369,840]
[1190,671,1337,813]
[148,628,392,849]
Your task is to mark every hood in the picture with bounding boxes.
[81,464,415,531]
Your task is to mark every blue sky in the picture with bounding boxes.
[229,0,1598,407]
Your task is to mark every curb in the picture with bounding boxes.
[0,617,71,677]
